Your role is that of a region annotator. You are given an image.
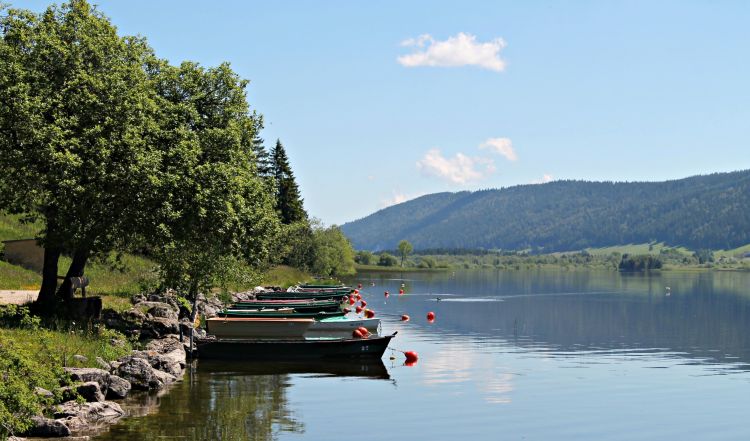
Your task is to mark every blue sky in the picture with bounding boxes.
[21,0,750,225]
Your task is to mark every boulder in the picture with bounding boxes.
[95,356,111,371]
[61,381,104,403]
[142,316,180,338]
[55,401,124,430]
[115,357,164,390]
[147,303,179,321]
[72,354,88,364]
[64,367,110,395]
[106,375,131,399]
[34,386,54,399]
[146,335,187,367]
[21,416,71,437]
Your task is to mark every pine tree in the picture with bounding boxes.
[249,116,273,178]
[271,139,307,224]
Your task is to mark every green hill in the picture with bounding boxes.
[341,170,750,252]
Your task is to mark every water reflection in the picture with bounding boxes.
[355,270,750,371]
[95,359,391,441]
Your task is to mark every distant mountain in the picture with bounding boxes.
[341,170,750,252]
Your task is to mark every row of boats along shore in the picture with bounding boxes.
[195,283,397,361]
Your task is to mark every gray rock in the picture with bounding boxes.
[143,316,180,338]
[146,335,187,367]
[115,357,163,390]
[95,356,111,371]
[72,354,88,364]
[61,381,104,403]
[34,386,54,399]
[151,368,177,386]
[147,304,179,321]
[22,416,71,437]
[106,375,131,399]
[55,401,124,430]
[64,368,110,395]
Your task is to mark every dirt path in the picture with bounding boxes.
[0,290,38,305]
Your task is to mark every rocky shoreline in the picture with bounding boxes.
[11,291,225,440]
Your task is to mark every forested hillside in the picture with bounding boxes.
[341,170,750,252]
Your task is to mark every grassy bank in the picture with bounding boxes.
[0,305,132,437]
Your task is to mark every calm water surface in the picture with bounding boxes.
[94,270,750,440]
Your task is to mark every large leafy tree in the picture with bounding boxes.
[149,61,279,340]
[0,1,161,308]
[398,239,413,267]
[271,139,306,225]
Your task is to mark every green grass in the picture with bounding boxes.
[584,242,692,256]
[0,260,41,290]
[714,243,750,259]
[0,214,42,243]
[261,265,313,288]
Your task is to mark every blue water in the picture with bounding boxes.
[94,269,750,440]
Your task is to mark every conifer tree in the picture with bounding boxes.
[249,116,273,178]
[271,139,307,224]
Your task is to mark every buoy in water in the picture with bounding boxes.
[357,326,370,337]
[358,283,362,289]
[348,296,356,305]
[343,307,351,313]
[354,289,359,295]
[355,305,363,314]
[365,309,375,318]
[404,351,418,363]
[360,299,367,307]
[426,311,435,321]
[401,314,410,322]
[399,289,404,295]
[384,291,390,298]
[352,329,364,339]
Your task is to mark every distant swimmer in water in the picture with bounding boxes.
[435,297,442,302]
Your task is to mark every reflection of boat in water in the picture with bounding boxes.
[196,333,396,361]
[196,358,390,379]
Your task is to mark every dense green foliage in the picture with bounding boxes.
[342,171,750,252]
[618,254,663,271]
[309,226,355,277]
[398,240,413,267]
[271,140,306,225]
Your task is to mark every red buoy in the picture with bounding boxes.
[400,314,410,322]
[355,305,363,314]
[365,309,375,318]
[399,289,404,295]
[360,300,367,308]
[343,307,351,313]
[358,283,362,289]
[357,326,370,337]
[352,329,364,339]
[348,296,356,305]
[426,311,435,321]
[356,293,362,301]
[384,291,390,298]
[404,351,419,363]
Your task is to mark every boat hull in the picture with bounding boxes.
[307,316,380,333]
[196,333,396,361]
[255,291,349,301]
[232,299,342,313]
[205,317,314,339]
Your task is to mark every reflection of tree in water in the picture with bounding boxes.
[96,369,303,441]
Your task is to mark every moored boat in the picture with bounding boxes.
[196,332,397,360]
[218,309,346,319]
[255,290,349,301]
[231,298,343,313]
[205,317,314,339]
[306,315,380,333]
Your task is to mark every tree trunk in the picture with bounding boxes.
[188,282,199,359]
[57,248,90,301]
[36,246,61,308]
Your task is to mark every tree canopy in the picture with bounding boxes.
[271,140,306,225]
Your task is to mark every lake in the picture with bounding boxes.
[93,269,750,440]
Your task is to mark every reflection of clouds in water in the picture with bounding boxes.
[421,343,515,404]
[421,343,474,386]
[480,372,514,404]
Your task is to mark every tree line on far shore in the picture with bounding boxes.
[0,0,354,315]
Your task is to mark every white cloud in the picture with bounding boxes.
[416,148,495,184]
[398,32,507,72]
[381,191,421,208]
[480,137,517,161]
[532,173,554,184]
